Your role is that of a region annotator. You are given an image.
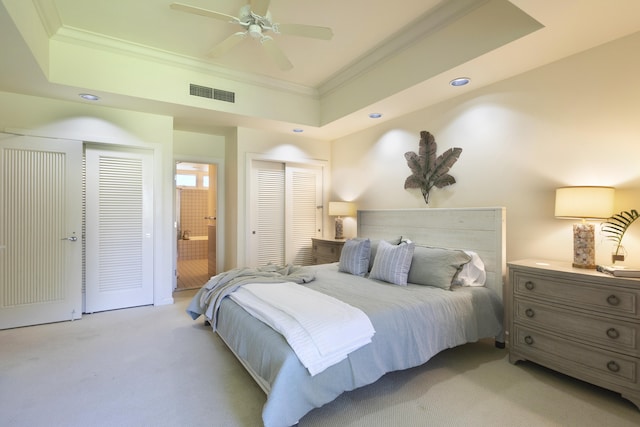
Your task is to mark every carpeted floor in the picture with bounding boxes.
[1,290,639,427]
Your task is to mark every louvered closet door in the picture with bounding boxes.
[286,165,323,266]
[0,134,82,329]
[249,160,322,267]
[250,161,285,267]
[85,147,153,313]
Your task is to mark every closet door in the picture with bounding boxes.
[249,160,322,267]
[286,165,323,265]
[0,134,82,329]
[85,146,154,312]
[250,161,285,267]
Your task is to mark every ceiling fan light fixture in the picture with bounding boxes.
[171,2,332,70]
[249,24,263,38]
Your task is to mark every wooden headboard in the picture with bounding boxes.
[357,207,506,300]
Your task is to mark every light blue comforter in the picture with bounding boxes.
[202,263,504,427]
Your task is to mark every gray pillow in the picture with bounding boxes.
[368,236,403,271]
[369,240,415,286]
[407,245,471,290]
[338,238,371,276]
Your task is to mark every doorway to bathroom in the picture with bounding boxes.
[175,161,217,290]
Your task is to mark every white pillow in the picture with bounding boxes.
[453,250,487,286]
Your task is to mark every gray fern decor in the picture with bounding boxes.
[404,131,462,205]
[602,209,639,263]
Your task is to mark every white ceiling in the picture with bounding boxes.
[2,0,640,140]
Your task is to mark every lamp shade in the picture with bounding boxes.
[554,186,615,219]
[328,201,356,217]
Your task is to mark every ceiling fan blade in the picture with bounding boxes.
[170,3,237,22]
[261,37,293,71]
[208,32,247,57]
[250,0,271,17]
[276,23,333,40]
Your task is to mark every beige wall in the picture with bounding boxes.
[331,31,640,267]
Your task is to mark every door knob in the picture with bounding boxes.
[61,233,78,242]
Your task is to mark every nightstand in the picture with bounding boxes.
[311,238,345,265]
[507,259,640,410]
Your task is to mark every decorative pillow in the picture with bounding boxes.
[369,240,415,286]
[338,238,371,276]
[407,245,471,290]
[453,250,487,287]
[368,236,403,271]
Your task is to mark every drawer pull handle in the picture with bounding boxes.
[525,308,535,318]
[606,328,620,339]
[607,360,620,373]
[524,335,534,345]
[606,294,620,306]
[524,281,535,291]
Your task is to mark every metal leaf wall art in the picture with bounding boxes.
[404,131,462,205]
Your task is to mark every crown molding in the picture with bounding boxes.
[317,0,487,96]
[33,0,61,37]
[48,26,319,99]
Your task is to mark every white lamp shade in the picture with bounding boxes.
[554,186,615,219]
[328,201,356,217]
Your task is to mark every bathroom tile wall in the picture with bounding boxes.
[180,188,208,237]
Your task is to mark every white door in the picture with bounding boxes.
[0,134,82,329]
[286,165,323,265]
[249,160,322,267]
[250,161,285,267]
[85,146,154,312]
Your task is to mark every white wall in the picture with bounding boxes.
[0,91,176,306]
[331,31,640,267]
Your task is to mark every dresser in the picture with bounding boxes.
[311,238,345,265]
[508,259,640,409]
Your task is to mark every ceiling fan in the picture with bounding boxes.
[170,0,333,70]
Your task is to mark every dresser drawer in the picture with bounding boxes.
[512,325,639,389]
[311,239,345,265]
[314,244,339,258]
[514,299,639,353]
[512,270,640,319]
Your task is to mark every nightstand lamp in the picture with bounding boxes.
[328,201,356,240]
[555,186,615,269]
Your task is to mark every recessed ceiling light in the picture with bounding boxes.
[369,113,382,119]
[292,128,304,133]
[79,93,100,101]
[449,77,470,87]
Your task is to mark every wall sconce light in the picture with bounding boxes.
[555,186,615,269]
[328,201,356,240]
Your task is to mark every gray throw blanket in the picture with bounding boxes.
[186,264,316,329]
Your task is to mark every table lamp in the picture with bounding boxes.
[555,186,615,269]
[328,201,356,240]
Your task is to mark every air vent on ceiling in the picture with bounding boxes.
[190,84,235,103]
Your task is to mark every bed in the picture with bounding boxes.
[187,207,506,427]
